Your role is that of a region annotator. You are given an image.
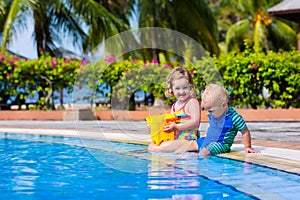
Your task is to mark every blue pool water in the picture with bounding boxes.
[1,133,299,199]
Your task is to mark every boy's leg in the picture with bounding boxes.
[199,148,211,157]
[195,137,211,157]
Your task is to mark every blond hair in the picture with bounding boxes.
[165,67,196,98]
[201,83,228,106]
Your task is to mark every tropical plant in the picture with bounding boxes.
[216,44,300,108]
[1,0,135,58]
[0,0,86,57]
[224,0,297,53]
[0,52,19,107]
[0,52,81,110]
[68,0,135,55]
[137,0,220,62]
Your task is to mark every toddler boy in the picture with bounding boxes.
[191,83,260,157]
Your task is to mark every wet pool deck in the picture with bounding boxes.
[0,120,299,175]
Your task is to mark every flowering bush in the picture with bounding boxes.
[216,48,300,108]
[0,52,81,110]
[77,58,171,110]
[1,49,299,110]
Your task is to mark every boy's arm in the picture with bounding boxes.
[241,127,260,153]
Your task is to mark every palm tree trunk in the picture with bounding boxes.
[151,11,160,63]
[151,27,159,62]
[60,88,64,109]
[33,10,45,57]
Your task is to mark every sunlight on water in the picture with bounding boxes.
[1,133,299,199]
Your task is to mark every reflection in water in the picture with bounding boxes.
[11,159,38,195]
[148,152,203,199]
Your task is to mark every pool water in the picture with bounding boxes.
[1,133,299,199]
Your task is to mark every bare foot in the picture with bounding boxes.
[148,142,159,152]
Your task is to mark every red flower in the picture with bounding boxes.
[51,60,56,67]
[105,57,115,63]
[152,59,158,64]
[81,59,89,66]
[163,64,172,69]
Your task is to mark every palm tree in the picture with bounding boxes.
[137,0,220,61]
[225,0,297,53]
[138,0,176,62]
[68,0,135,55]
[0,0,86,57]
[0,0,26,53]
[205,0,245,52]
[1,0,132,57]
[172,0,219,56]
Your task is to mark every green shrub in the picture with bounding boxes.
[1,49,299,110]
[0,52,81,110]
[215,49,300,108]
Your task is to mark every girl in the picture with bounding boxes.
[148,67,201,152]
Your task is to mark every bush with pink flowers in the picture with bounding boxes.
[1,48,299,110]
[0,53,82,110]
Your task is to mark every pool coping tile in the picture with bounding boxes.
[217,150,300,175]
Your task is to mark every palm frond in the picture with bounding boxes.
[253,19,267,52]
[1,0,24,51]
[173,0,219,56]
[268,19,297,51]
[226,19,250,52]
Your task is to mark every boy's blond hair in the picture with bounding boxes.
[165,67,196,98]
[201,83,228,106]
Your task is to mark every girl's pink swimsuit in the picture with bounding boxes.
[172,97,200,140]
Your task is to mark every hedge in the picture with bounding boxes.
[1,49,299,110]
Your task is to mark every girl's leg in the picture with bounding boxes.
[148,140,198,152]
[148,140,182,152]
[175,140,198,153]
[148,142,160,151]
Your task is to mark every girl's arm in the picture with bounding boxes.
[166,98,200,131]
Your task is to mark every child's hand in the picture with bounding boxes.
[163,122,177,133]
[245,147,260,153]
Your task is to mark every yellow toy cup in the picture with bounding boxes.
[145,113,176,145]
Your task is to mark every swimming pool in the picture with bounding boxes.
[1,133,299,199]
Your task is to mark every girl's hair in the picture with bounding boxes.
[165,67,196,98]
[201,83,229,106]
